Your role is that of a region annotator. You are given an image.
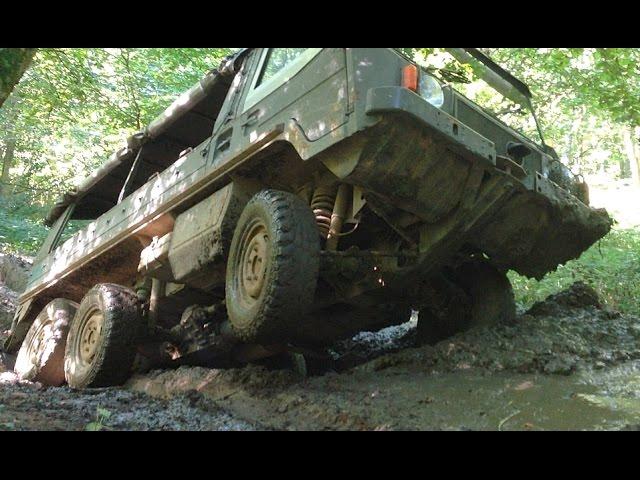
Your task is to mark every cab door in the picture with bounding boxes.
[238,48,349,144]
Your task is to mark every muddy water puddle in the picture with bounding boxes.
[128,359,640,430]
[387,362,640,430]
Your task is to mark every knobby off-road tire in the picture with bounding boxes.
[64,283,142,389]
[14,298,78,386]
[226,189,320,343]
[417,260,515,344]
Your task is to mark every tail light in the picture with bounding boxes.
[401,63,445,108]
[402,64,419,92]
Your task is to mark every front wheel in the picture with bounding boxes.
[64,283,142,389]
[225,189,320,343]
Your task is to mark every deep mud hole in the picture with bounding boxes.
[2,249,640,430]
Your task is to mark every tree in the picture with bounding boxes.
[0,48,36,108]
[484,48,640,183]
[0,48,235,206]
[408,48,640,183]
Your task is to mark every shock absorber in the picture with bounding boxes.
[326,184,350,251]
[310,185,337,240]
[310,183,351,250]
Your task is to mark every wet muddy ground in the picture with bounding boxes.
[0,370,256,431]
[126,283,640,430]
[2,248,640,430]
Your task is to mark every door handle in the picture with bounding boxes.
[241,110,261,128]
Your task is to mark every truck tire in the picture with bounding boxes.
[417,260,515,344]
[458,260,515,326]
[226,189,320,343]
[64,283,142,389]
[14,298,78,386]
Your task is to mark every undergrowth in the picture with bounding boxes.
[509,228,640,316]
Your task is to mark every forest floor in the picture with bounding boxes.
[1,182,639,430]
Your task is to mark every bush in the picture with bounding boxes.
[0,196,49,255]
[509,228,640,316]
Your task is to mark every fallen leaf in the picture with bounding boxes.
[514,381,535,391]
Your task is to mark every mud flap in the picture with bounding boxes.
[167,180,258,291]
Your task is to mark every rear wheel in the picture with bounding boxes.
[64,283,142,389]
[14,298,78,385]
[456,260,516,327]
[225,189,320,343]
[417,260,515,344]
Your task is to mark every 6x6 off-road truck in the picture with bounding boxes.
[5,48,611,388]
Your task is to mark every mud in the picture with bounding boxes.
[0,371,256,430]
[0,251,32,292]
[0,285,18,331]
[128,282,640,430]
[3,263,640,429]
[0,249,256,430]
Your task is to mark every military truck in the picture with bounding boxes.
[5,48,611,388]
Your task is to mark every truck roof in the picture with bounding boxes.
[45,48,250,226]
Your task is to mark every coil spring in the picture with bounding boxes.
[310,185,337,239]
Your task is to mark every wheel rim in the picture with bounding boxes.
[235,219,270,309]
[24,320,53,366]
[76,309,104,366]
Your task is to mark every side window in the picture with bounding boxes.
[35,204,75,263]
[243,48,322,112]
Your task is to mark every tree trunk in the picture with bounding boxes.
[623,126,640,186]
[0,137,16,197]
[0,48,36,108]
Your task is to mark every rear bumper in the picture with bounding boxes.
[353,86,611,280]
[365,86,496,167]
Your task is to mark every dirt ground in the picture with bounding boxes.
[127,283,640,430]
[2,250,640,430]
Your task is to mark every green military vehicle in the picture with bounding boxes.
[5,48,611,388]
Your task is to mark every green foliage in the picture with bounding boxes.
[0,195,49,254]
[509,228,640,316]
[0,48,237,208]
[0,48,36,107]
[84,406,113,431]
[403,48,640,180]
[482,48,640,179]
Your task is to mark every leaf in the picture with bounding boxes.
[84,422,104,431]
[96,407,112,420]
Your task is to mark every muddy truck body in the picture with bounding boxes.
[6,48,611,388]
